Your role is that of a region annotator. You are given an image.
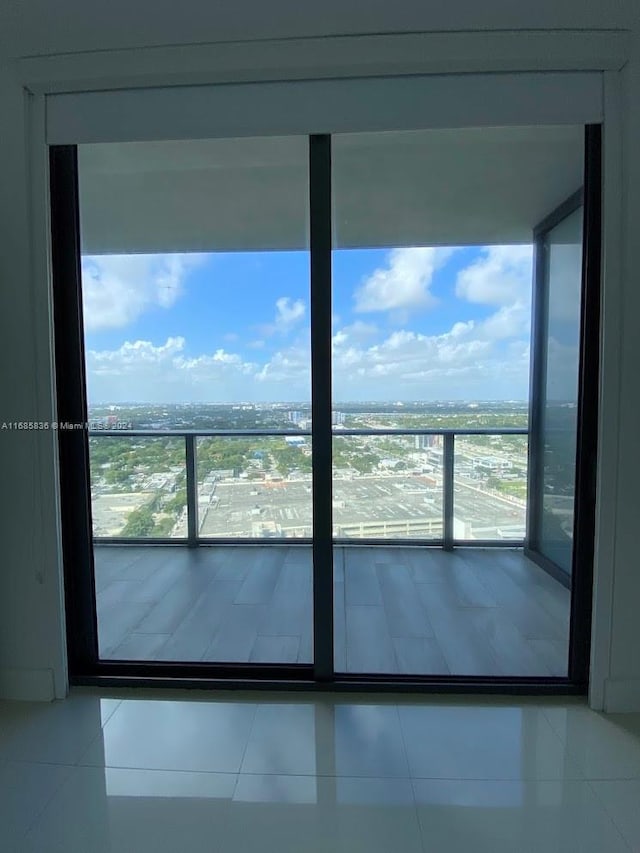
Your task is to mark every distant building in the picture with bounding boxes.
[332,411,346,426]
[415,435,442,450]
[288,410,303,425]
[379,457,400,469]
[473,456,513,476]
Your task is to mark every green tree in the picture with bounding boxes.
[122,504,156,537]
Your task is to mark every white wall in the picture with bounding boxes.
[600,53,640,712]
[0,67,67,700]
[0,0,638,708]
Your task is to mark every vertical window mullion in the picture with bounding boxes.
[568,123,602,684]
[309,135,334,682]
[49,145,99,674]
[526,231,549,554]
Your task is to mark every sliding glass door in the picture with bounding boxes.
[328,127,588,677]
[52,120,600,687]
[528,200,584,579]
[75,136,314,666]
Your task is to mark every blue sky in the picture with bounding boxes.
[82,244,537,403]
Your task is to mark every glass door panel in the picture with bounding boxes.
[539,208,584,575]
[77,136,313,664]
[331,127,581,676]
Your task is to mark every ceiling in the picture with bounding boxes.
[78,125,584,254]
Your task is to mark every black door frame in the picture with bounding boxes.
[50,126,601,693]
[526,186,584,586]
[525,125,601,684]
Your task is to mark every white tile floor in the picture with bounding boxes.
[1,690,639,852]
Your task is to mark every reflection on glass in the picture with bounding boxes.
[540,207,583,573]
[89,436,186,538]
[198,436,312,538]
[333,436,442,539]
[454,435,528,541]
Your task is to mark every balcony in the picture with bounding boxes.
[89,427,528,546]
[89,427,570,677]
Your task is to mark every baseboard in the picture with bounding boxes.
[0,667,56,701]
[603,678,640,713]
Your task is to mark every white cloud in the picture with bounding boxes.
[332,321,378,348]
[255,344,310,385]
[331,305,531,401]
[455,245,533,305]
[258,297,306,337]
[84,240,537,404]
[86,297,534,404]
[476,300,531,341]
[81,253,204,331]
[88,336,186,374]
[275,297,305,330]
[354,247,454,314]
[85,336,310,403]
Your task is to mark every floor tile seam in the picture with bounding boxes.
[408,772,587,781]
[73,692,584,709]
[0,757,81,770]
[392,702,415,779]
[236,770,412,780]
[523,589,572,632]
[537,705,591,776]
[71,763,240,777]
[69,761,417,780]
[538,705,640,754]
[70,702,126,766]
[463,588,563,672]
[65,762,589,782]
[415,805,430,853]
[17,763,76,840]
[119,628,174,636]
[366,774,428,853]
[235,702,261,781]
[584,778,636,853]
[410,774,449,853]
[582,773,640,781]
[100,699,123,728]
[404,616,460,675]
[230,768,418,781]
[452,551,500,605]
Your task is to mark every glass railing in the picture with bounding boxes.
[196,435,312,539]
[453,434,528,540]
[89,427,528,544]
[332,434,443,540]
[89,435,186,539]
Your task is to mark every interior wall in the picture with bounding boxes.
[603,55,640,712]
[0,69,67,700]
[0,1,638,708]
[0,1,637,57]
